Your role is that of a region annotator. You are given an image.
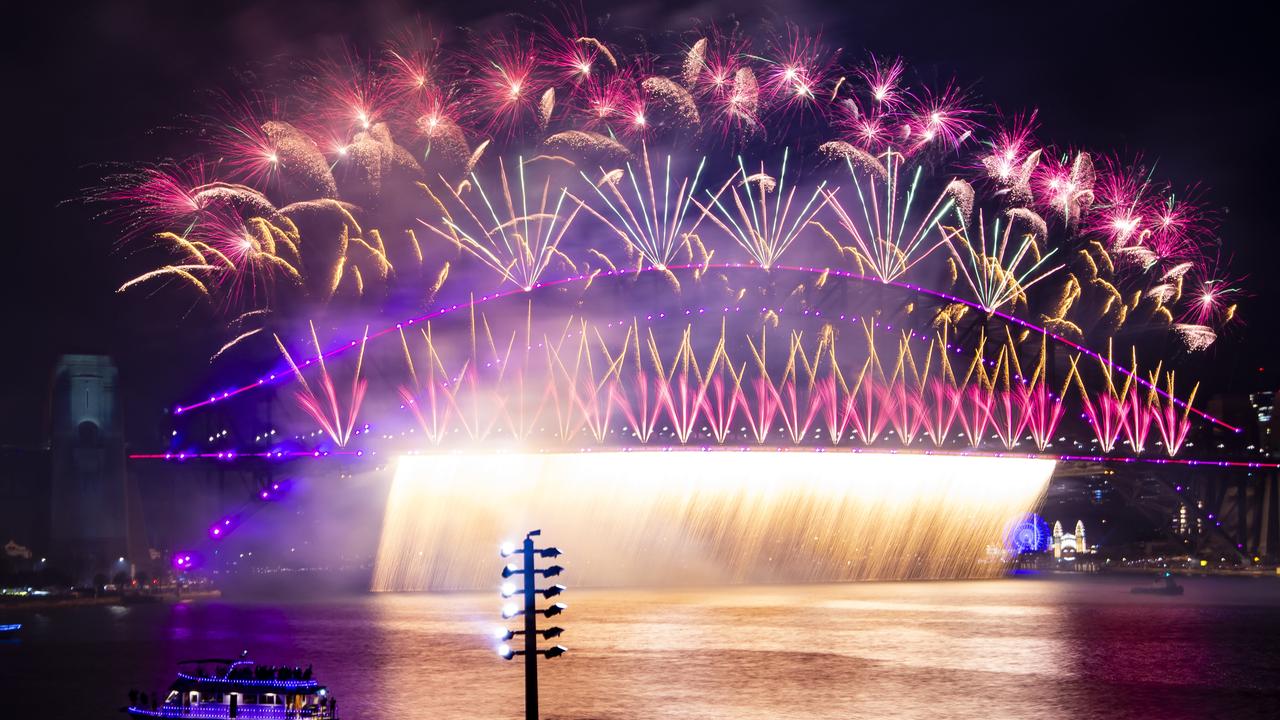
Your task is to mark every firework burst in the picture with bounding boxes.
[96,16,1240,378]
[820,150,954,282]
[940,210,1063,313]
[577,144,707,269]
[419,156,584,291]
[695,149,829,269]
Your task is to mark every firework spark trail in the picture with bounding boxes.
[1073,342,1132,453]
[117,264,218,297]
[276,323,368,447]
[1020,336,1076,452]
[366,311,1177,456]
[420,156,584,290]
[397,325,458,445]
[577,145,707,269]
[159,259,1231,442]
[1152,371,1198,457]
[369,307,1128,452]
[1124,382,1157,454]
[940,210,1064,313]
[1173,323,1218,352]
[210,327,264,364]
[822,151,954,282]
[695,149,829,269]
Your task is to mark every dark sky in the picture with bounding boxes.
[4,0,1278,446]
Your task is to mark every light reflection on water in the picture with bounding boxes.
[2,575,1279,719]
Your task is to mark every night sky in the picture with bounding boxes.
[5,0,1278,446]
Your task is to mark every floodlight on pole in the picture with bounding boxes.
[493,530,567,720]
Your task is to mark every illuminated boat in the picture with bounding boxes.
[125,655,338,719]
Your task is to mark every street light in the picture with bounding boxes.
[493,529,568,720]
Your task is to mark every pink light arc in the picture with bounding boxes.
[174,262,1241,433]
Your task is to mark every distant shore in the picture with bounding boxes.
[0,589,221,610]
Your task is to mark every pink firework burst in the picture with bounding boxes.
[407,87,462,143]
[856,55,907,109]
[757,25,836,116]
[1087,159,1163,249]
[207,92,288,185]
[683,29,759,141]
[542,28,602,87]
[382,23,444,100]
[617,77,653,139]
[979,112,1040,198]
[95,162,214,243]
[1035,150,1096,226]
[304,49,401,142]
[834,97,894,151]
[686,26,750,97]
[575,71,629,130]
[1181,260,1243,327]
[468,34,543,135]
[1146,192,1213,264]
[903,84,978,153]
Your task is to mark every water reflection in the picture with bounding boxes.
[2,576,1278,719]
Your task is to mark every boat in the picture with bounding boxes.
[1131,573,1184,596]
[125,654,338,719]
[0,623,21,634]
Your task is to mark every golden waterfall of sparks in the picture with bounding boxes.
[372,451,1054,590]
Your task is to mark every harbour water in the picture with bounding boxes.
[2,574,1278,719]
